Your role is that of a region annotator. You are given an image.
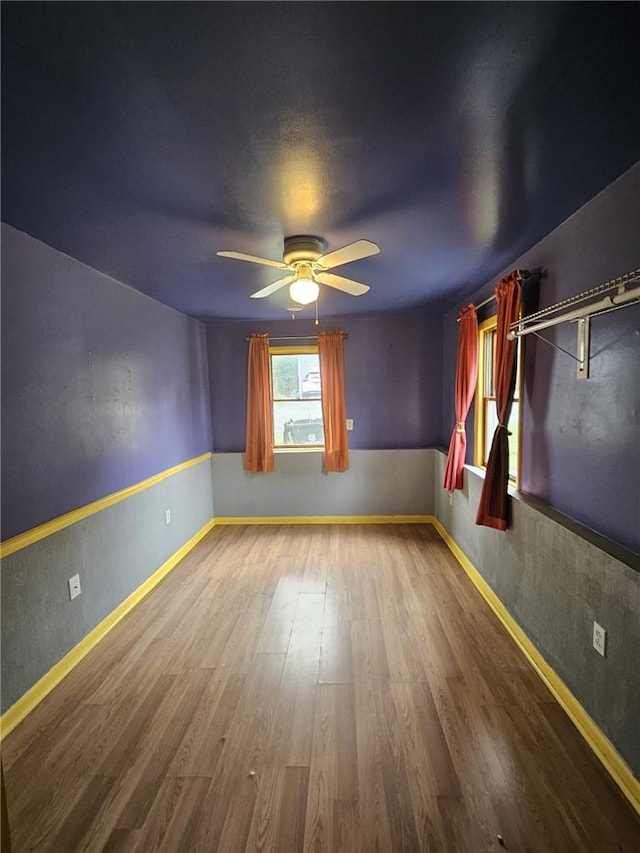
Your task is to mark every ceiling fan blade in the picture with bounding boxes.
[315,239,380,270]
[315,272,370,296]
[250,274,297,299]
[217,250,290,270]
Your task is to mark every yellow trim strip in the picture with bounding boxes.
[213,515,435,525]
[0,517,216,739]
[430,516,640,816]
[0,452,213,558]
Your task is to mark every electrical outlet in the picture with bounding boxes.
[593,621,606,657]
[165,509,171,525]
[346,418,354,431]
[68,574,81,600]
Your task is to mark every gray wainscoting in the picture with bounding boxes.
[432,449,640,778]
[1,457,214,713]
[211,449,435,518]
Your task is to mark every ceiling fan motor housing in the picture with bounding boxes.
[283,235,327,266]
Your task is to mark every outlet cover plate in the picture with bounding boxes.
[68,574,81,600]
[593,621,606,657]
[165,509,171,524]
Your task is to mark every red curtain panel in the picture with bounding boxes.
[443,304,478,491]
[244,333,274,473]
[476,273,522,530]
[318,330,349,472]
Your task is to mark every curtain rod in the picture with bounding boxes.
[474,292,497,311]
[244,333,348,341]
[456,269,532,321]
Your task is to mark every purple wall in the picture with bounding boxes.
[1,224,212,541]
[441,164,640,554]
[207,314,442,453]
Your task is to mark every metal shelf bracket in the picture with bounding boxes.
[576,316,590,379]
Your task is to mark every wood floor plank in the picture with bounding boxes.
[351,617,391,684]
[332,799,360,853]
[275,765,310,853]
[38,776,116,853]
[3,524,639,852]
[95,673,178,778]
[319,618,353,684]
[255,576,300,654]
[215,593,272,675]
[243,765,286,853]
[102,669,212,831]
[376,679,424,853]
[167,672,246,777]
[353,676,395,852]
[101,828,141,852]
[15,702,108,777]
[192,652,286,852]
[303,683,340,853]
[130,776,211,852]
[7,772,90,852]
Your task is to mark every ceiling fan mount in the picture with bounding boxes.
[217,234,380,304]
[282,235,327,267]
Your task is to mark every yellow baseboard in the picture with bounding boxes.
[430,516,640,816]
[213,514,435,525]
[0,517,215,739]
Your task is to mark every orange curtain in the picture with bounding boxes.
[476,273,521,530]
[443,304,478,492]
[244,333,274,473]
[318,330,349,472]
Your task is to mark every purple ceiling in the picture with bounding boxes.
[2,2,639,320]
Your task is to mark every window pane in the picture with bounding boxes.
[508,401,519,479]
[477,320,521,485]
[484,399,497,464]
[271,355,299,399]
[484,330,496,397]
[484,399,519,479]
[273,400,324,446]
[271,353,320,400]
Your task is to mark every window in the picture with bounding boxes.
[270,346,324,448]
[474,316,522,485]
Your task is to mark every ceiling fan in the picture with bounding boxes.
[217,235,380,305]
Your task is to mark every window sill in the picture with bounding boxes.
[274,447,324,454]
[467,463,521,495]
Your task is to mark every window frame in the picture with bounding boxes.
[269,344,325,452]
[474,315,523,487]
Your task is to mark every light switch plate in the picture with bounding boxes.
[346,419,354,431]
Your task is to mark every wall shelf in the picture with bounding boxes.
[508,269,640,378]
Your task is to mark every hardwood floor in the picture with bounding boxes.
[3,524,639,852]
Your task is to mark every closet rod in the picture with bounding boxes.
[507,269,639,379]
[507,269,640,340]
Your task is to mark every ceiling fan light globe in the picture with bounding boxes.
[289,278,319,305]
